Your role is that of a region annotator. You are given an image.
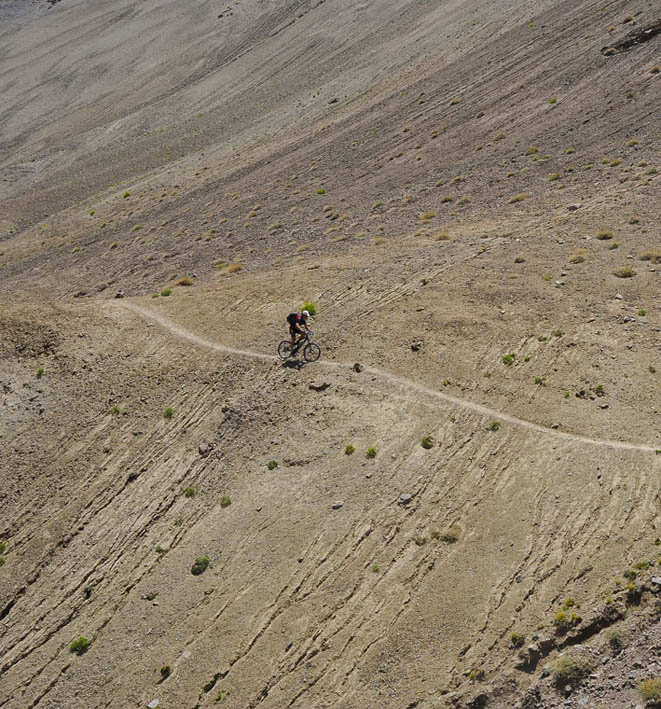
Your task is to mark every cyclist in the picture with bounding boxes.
[287,309,311,350]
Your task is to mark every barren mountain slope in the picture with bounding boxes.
[1,0,660,708]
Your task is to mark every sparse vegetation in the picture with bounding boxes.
[640,249,661,264]
[370,563,380,573]
[439,525,460,543]
[175,276,194,286]
[468,668,485,681]
[548,172,561,181]
[552,610,582,633]
[488,420,501,431]
[413,535,427,546]
[110,404,121,415]
[421,436,434,449]
[191,557,210,575]
[160,665,171,679]
[160,287,172,296]
[650,365,657,374]
[553,654,593,685]
[366,446,377,459]
[534,376,545,385]
[225,263,242,274]
[613,265,635,278]
[502,353,515,366]
[569,248,586,263]
[69,637,90,655]
[36,367,44,378]
[510,632,525,648]
[596,230,613,240]
[509,193,529,203]
[344,444,355,455]
[302,301,317,316]
[267,460,278,470]
[640,678,661,703]
[220,495,231,508]
[316,188,326,194]
[605,626,628,653]
[184,486,196,498]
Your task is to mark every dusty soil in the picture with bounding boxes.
[1,0,660,707]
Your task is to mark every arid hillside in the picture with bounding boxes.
[1,0,660,708]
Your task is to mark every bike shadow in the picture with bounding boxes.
[281,358,305,370]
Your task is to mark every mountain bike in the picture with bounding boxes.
[278,331,321,362]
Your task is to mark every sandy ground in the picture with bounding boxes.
[1,0,660,707]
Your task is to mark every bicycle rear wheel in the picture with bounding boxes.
[303,342,321,362]
[278,341,293,360]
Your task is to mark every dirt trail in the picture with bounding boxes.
[114,300,661,455]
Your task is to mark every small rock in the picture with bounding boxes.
[555,279,565,286]
[198,442,211,457]
[398,493,412,505]
[309,382,330,391]
[147,701,160,709]
[615,293,624,300]
[411,342,421,352]
[651,576,661,589]
[561,270,568,276]
[114,290,125,299]
[353,363,363,373]
[567,203,582,211]
[255,505,262,512]
[332,501,344,510]
[599,403,609,409]
[74,290,87,298]
[541,663,552,678]
[328,97,339,104]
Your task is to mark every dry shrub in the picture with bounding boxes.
[175,277,194,286]
[225,263,242,274]
[569,248,586,264]
[613,266,635,278]
[640,248,661,264]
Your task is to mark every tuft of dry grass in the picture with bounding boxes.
[175,277,194,286]
[596,230,613,240]
[640,248,661,264]
[509,193,529,203]
[225,263,242,274]
[433,231,450,241]
[613,265,635,278]
[569,249,586,264]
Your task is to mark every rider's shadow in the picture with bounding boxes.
[282,358,305,370]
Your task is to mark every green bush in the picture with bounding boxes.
[163,407,174,419]
[502,353,515,366]
[220,495,231,508]
[510,632,525,648]
[69,637,90,655]
[160,287,172,297]
[553,654,593,686]
[267,460,278,470]
[191,557,210,575]
[421,436,434,449]
[344,444,355,455]
[366,446,377,459]
[36,367,44,378]
[184,486,196,498]
[488,420,501,431]
[302,301,317,316]
[640,678,661,703]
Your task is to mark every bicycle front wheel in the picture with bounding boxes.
[278,341,293,360]
[303,342,321,362]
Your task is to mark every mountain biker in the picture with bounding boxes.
[287,310,311,350]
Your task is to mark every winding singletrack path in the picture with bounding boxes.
[115,301,660,454]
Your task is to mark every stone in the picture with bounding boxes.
[74,290,87,298]
[411,342,421,352]
[353,363,363,373]
[198,442,211,457]
[651,576,661,590]
[615,293,623,300]
[332,501,344,510]
[114,290,125,298]
[567,203,582,211]
[147,701,160,709]
[309,382,330,391]
[555,279,566,286]
[398,493,412,505]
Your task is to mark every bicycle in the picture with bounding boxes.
[278,331,321,362]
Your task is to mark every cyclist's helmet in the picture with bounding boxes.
[301,310,310,317]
